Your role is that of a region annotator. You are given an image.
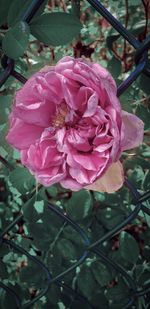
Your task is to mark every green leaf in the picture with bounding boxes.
[92,261,113,286]
[106,33,120,50]
[143,245,150,260]
[47,285,61,305]
[0,260,8,279]
[66,190,93,221]
[20,263,45,287]
[94,192,106,203]
[22,196,40,223]
[9,166,34,194]
[97,207,125,230]
[0,292,17,309]
[46,185,58,197]
[135,104,150,131]
[107,56,121,79]
[0,95,12,125]
[110,250,132,270]
[63,225,84,246]
[129,0,142,6]
[131,20,146,36]
[119,231,140,264]
[56,238,77,260]
[138,269,150,286]
[34,200,44,214]
[106,278,129,306]
[41,205,62,229]
[68,300,92,309]
[0,124,14,155]
[2,21,30,60]
[7,0,47,27]
[47,246,62,276]
[129,166,145,189]
[91,291,108,308]
[30,12,82,46]
[0,0,11,26]
[120,90,134,113]
[77,265,97,300]
[27,221,54,250]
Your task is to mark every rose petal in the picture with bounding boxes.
[85,161,124,193]
[6,118,43,149]
[121,111,144,151]
[36,166,65,186]
[61,77,80,110]
[67,129,92,152]
[13,100,56,127]
[83,92,99,117]
[60,178,82,191]
[69,166,96,184]
[73,153,106,171]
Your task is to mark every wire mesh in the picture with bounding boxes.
[0,0,150,308]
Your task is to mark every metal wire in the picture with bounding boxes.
[0,0,150,308]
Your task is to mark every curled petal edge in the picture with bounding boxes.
[121,111,144,151]
[85,161,124,193]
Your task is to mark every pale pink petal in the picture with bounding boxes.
[6,118,43,149]
[44,71,63,102]
[92,63,114,81]
[56,56,75,72]
[61,77,80,110]
[91,106,109,125]
[121,111,144,151]
[36,166,65,186]
[60,178,82,191]
[56,58,92,88]
[75,86,93,112]
[69,167,96,185]
[55,127,68,152]
[66,153,79,168]
[13,100,56,127]
[94,139,113,152]
[83,92,99,117]
[15,73,43,105]
[85,161,124,193]
[67,129,92,152]
[73,153,106,171]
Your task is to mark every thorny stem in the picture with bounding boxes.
[49,222,67,252]
[60,0,67,11]
[71,0,80,18]
[72,0,81,57]
[112,45,123,61]
[142,0,149,39]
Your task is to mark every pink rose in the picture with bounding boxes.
[6,57,144,192]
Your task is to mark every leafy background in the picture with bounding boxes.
[0,0,150,308]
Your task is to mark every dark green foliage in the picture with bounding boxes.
[30,12,82,46]
[9,166,35,194]
[65,190,93,221]
[119,231,140,264]
[2,21,30,60]
[7,0,47,26]
[0,0,11,26]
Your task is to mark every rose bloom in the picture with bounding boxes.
[6,57,144,193]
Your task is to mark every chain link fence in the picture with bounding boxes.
[0,0,150,308]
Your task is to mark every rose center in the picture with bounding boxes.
[52,103,68,128]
